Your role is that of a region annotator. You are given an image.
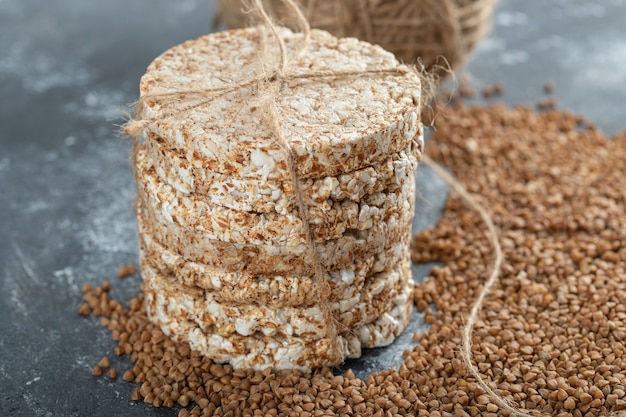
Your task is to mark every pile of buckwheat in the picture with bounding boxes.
[81,99,626,417]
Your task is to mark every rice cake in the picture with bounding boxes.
[334,259,411,329]
[142,131,423,215]
[358,282,414,347]
[139,230,410,306]
[142,264,329,339]
[136,27,421,181]
[137,147,416,244]
[144,272,413,369]
[340,282,414,358]
[138,199,413,276]
[143,276,344,371]
[133,24,423,370]
[142,258,410,341]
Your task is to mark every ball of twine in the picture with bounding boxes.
[216,0,497,74]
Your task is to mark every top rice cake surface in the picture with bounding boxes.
[138,26,422,180]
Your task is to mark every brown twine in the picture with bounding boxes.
[216,0,497,74]
[126,0,426,361]
[422,155,544,417]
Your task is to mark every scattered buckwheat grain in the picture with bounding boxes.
[117,264,137,278]
[107,368,118,379]
[98,356,110,369]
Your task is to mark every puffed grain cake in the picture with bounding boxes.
[136,144,417,244]
[333,258,412,329]
[138,198,414,276]
[340,281,414,358]
[143,273,344,371]
[139,229,410,307]
[142,128,423,215]
[136,27,421,181]
[142,260,413,368]
[141,257,410,340]
[144,266,414,368]
[142,263,330,339]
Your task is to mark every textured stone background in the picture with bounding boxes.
[1,1,625,415]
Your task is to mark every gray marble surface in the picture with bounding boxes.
[1,0,625,415]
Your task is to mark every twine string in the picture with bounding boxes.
[253,0,289,74]
[422,155,543,417]
[248,0,334,322]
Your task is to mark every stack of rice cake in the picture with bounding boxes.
[133,26,423,371]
